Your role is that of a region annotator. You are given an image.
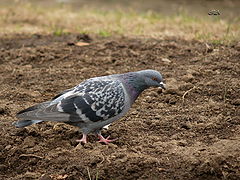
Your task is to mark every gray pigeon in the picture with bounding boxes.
[14,69,165,144]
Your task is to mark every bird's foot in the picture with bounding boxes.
[98,134,117,144]
[76,134,87,144]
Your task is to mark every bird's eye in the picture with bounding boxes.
[152,77,157,81]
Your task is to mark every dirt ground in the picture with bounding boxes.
[0,34,239,180]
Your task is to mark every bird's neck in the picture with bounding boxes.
[122,73,147,103]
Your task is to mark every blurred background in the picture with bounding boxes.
[1,0,239,18]
[0,0,239,43]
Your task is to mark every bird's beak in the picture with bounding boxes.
[159,82,166,90]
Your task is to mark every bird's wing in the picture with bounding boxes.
[51,87,75,100]
[17,79,126,123]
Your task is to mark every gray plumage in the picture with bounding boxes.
[14,69,165,143]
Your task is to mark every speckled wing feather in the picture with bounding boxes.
[17,79,126,124]
[59,80,125,122]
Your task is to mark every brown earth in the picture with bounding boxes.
[0,34,239,180]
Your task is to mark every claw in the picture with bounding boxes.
[98,134,117,144]
[76,133,87,144]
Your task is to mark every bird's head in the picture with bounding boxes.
[136,69,166,90]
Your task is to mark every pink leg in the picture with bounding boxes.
[76,133,87,144]
[98,133,117,144]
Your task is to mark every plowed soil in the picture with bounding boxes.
[0,34,239,180]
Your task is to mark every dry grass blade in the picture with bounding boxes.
[87,167,92,180]
[182,86,196,103]
[19,154,43,159]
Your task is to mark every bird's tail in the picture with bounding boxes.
[14,101,51,128]
[16,101,51,118]
[13,120,43,128]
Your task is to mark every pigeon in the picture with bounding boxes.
[14,69,166,144]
